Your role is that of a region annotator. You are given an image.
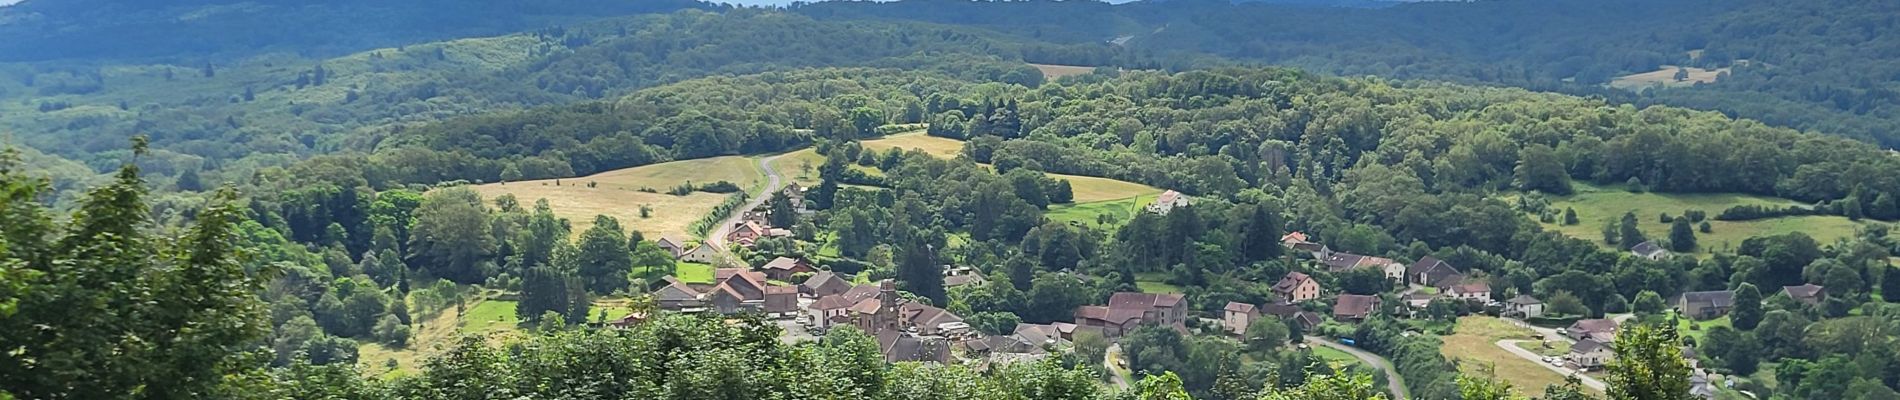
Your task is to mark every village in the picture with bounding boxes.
[606,184,1825,399]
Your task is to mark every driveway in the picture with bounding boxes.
[1306,336,1408,399]
[1495,339,1607,392]
[703,153,788,266]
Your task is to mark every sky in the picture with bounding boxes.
[0,0,20,6]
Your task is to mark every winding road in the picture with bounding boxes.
[1306,336,1409,399]
[702,153,789,267]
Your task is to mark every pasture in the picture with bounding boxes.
[1440,316,1586,397]
[1524,183,1866,253]
[1029,63,1097,80]
[468,156,764,240]
[1046,193,1161,231]
[861,131,966,159]
[1609,65,1729,90]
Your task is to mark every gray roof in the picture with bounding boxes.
[1572,339,1608,354]
[1678,290,1736,308]
[1632,241,1667,257]
[1506,295,1542,305]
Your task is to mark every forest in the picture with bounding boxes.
[798,0,1900,148]
[5,1,1900,399]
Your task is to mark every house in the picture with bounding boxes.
[1445,282,1492,302]
[1257,303,1321,331]
[1272,272,1322,303]
[1566,319,1619,342]
[1407,256,1465,287]
[728,221,766,243]
[1291,312,1322,331]
[1072,292,1188,337]
[759,256,816,281]
[1631,241,1669,261]
[1145,190,1192,215]
[1319,253,1402,280]
[653,269,801,316]
[877,329,951,364]
[809,283,882,329]
[656,236,688,258]
[764,285,799,314]
[1333,294,1382,321]
[943,266,987,289]
[1505,295,1545,318]
[653,277,707,311]
[1280,232,1312,248]
[1782,283,1826,305]
[1223,302,1259,336]
[1401,293,1438,309]
[679,244,720,264]
[1567,339,1612,370]
[800,271,852,298]
[902,302,969,336]
[1674,290,1736,320]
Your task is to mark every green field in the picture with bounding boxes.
[1441,316,1587,396]
[1675,312,1732,342]
[1524,183,1867,253]
[460,299,523,334]
[1046,193,1161,231]
[1134,272,1183,294]
[1311,346,1366,370]
[675,261,715,284]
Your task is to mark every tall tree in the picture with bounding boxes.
[1,145,268,398]
[1732,283,1764,330]
[1618,211,1646,250]
[1239,201,1285,263]
[573,215,633,294]
[406,187,496,283]
[1668,218,1696,252]
[1605,325,1694,400]
[1514,144,1572,195]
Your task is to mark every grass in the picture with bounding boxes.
[1609,65,1730,90]
[1134,272,1183,294]
[1061,175,1164,203]
[459,299,523,334]
[1045,193,1159,231]
[1440,316,1591,396]
[1029,63,1097,80]
[467,156,765,240]
[1310,346,1366,370]
[1514,340,1572,357]
[1524,182,1867,254]
[861,131,967,159]
[767,148,829,187]
[1674,312,1733,342]
[674,261,716,284]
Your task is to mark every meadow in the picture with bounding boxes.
[1524,183,1867,253]
[468,156,764,240]
[1608,65,1731,90]
[1439,316,1587,397]
[1028,63,1097,80]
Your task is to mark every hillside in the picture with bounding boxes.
[0,0,705,61]
[798,0,1900,148]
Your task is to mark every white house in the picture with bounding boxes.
[680,245,720,264]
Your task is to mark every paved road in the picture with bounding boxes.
[1495,339,1608,392]
[1306,336,1408,400]
[703,153,788,267]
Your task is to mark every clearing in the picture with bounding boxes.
[861,131,967,159]
[468,156,765,240]
[1441,316,1593,396]
[1608,65,1729,90]
[1029,63,1097,80]
[1046,192,1162,230]
[1523,183,1866,253]
[1133,272,1183,294]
